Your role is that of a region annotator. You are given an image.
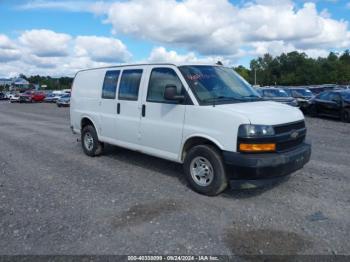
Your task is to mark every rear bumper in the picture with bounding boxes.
[223,143,311,189]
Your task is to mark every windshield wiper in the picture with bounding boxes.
[239,95,263,99]
[202,96,240,103]
[201,96,244,107]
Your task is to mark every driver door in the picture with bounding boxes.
[139,66,190,161]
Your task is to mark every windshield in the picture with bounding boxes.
[263,89,289,97]
[179,66,261,105]
[292,89,313,97]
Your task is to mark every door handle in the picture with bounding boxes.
[117,103,120,114]
[142,104,146,117]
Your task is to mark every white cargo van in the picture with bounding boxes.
[70,63,311,195]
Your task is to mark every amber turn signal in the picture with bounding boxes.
[239,143,276,152]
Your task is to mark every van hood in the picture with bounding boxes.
[216,101,304,125]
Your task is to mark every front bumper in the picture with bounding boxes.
[223,143,311,189]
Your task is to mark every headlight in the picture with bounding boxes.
[238,124,275,138]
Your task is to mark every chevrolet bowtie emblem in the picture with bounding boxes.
[290,130,299,139]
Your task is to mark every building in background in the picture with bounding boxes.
[0,78,12,87]
[0,77,31,91]
[12,77,30,90]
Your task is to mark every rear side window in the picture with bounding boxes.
[118,69,143,101]
[147,68,185,103]
[102,70,120,99]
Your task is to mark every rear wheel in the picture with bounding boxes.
[341,110,350,123]
[81,125,104,157]
[184,145,227,196]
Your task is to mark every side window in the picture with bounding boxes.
[118,69,143,101]
[147,68,185,103]
[102,70,120,99]
[317,92,330,100]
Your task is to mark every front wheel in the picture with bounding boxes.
[183,145,228,196]
[81,125,104,157]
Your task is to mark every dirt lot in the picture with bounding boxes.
[0,101,349,256]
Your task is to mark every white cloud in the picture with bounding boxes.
[102,0,350,57]
[19,29,72,57]
[250,40,329,58]
[4,0,350,77]
[0,31,132,78]
[75,36,132,63]
[0,35,21,62]
[147,46,231,65]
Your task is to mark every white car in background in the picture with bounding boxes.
[9,93,20,103]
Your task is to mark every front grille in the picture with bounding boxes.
[274,121,305,134]
[274,121,306,152]
[277,136,305,151]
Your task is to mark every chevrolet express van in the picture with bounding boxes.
[70,63,311,195]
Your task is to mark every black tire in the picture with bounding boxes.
[57,104,61,107]
[81,125,104,157]
[341,110,350,123]
[183,145,228,196]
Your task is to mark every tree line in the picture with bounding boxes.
[234,50,350,86]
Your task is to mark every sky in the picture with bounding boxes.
[0,0,349,78]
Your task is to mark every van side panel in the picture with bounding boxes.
[70,69,105,134]
[181,106,250,159]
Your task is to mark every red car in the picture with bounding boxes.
[19,91,46,103]
[32,91,46,102]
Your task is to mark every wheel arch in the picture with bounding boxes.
[181,135,223,162]
[80,116,99,135]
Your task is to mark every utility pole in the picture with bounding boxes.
[254,68,257,86]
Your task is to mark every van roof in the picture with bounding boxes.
[76,62,221,73]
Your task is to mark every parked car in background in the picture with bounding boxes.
[44,93,64,103]
[9,93,20,103]
[31,91,46,102]
[19,91,32,103]
[308,86,326,95]
[4,92,12,99]
[57,94,70,107]
[19,91,46,103]
[282,87,314,111]
[257,88,298,107]
[307,90,350,122]
[0,92,5,100]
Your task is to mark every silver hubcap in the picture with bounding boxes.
[190,156,214,186]
[84,132,94,151]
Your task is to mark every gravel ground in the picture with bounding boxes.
[0,101,349,256]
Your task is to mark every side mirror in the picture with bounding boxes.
[164,85,185,102]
